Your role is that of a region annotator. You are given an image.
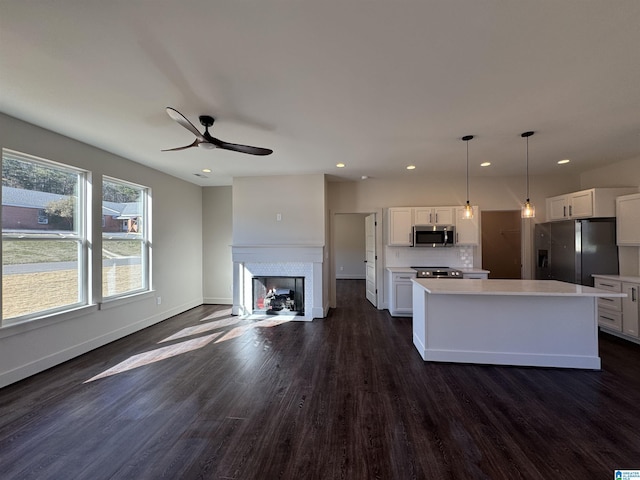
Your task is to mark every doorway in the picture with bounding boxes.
[331,211,382,309]
[481,211,522,279]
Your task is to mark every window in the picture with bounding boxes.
[102,177,150,299]
[2,149,89,323]
[37,209,49,224]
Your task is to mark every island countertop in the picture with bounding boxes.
[412,278,626,297]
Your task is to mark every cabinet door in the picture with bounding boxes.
[622,283,640,337]
[388,208,413,246]
[547,196,568,220]
[433,207,454,225]
[455,206,479,245]
[414,208,432,225]
[569,190,594,218]
[617,194,640,246]
[393,281,414,313]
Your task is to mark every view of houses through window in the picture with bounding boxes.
[1,150,87,322]
[102,177,149,298]
[1,149,151,324]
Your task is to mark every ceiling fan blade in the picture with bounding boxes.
[165,107,205,141]
[216,140,273,156]
[161,138,200,152]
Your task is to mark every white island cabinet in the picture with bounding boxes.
[411,279,625,369]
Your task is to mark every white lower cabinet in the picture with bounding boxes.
[594,276,640,340]
[622,282,640,337]
[389,271,414,317]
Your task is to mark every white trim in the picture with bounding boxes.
[0,304,98,339]
[98,290,155,310]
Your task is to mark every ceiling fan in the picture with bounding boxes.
[162,107,273,156]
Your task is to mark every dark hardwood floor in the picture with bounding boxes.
[1,279,639,479]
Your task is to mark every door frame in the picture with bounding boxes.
[329,208,384,309]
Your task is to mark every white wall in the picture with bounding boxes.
[334,213,366,279]
[232,174,325,245]
[326,174,580,217]
[0,113,203,388]
[202,186,233,304]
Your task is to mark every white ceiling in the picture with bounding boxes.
[1,0,639,187]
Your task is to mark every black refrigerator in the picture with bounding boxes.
[534,218,619,286]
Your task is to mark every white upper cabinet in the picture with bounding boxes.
[617,193,640,246]
[387,206,478,246]
[387,207,413,246]
[454,206,480,245]
[546,188,637,221]
[414,207,454,225]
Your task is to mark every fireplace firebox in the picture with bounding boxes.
[252,276,305,316]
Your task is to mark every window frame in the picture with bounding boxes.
[100,176,151,301]
[1,149,90,326]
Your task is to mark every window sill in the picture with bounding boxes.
[98,290,155,310]
[0,304,99,339]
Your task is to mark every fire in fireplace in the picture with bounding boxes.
[252,276,304,316]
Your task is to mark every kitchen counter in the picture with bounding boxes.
[458,268,490,275]
[411,279,625,370]
[593,274,640,283]
[386,267,416,273]
[414,278,624,297]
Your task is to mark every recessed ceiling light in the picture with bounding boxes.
[557,159,570,165]
[202,168,212,173]
[406,165,416,170]
[361,175,368,180]
[480,162,491,167]
[336,163,345,168]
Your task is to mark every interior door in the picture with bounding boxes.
[365,213,377,306]
[481,211,522,279]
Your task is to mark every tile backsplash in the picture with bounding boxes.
[384,246,474,268]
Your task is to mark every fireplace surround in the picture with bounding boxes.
[232,245,324,321]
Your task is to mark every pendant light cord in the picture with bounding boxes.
[466,139,470,202]
[526,135,530,201]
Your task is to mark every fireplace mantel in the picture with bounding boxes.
[232,245,324,321]
[232,245,324,263]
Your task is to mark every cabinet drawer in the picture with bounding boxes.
[598,309,622,331]
[597,296,622,311]
[594,278,622,292]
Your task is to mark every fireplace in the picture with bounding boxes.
[253,276,304,316]
[232,245,325,321]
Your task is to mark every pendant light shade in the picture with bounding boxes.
[521,131,535,218]
[462,135,474,219]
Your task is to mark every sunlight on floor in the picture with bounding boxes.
[83,331,223,383]
[84,310,294,383]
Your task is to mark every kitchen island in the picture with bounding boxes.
[412,279,626,369]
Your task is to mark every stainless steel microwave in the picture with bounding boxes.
[412,225,455,247]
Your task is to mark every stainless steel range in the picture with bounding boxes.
[411,266,463,278]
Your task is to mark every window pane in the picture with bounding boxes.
[2,149,86,322]
[2,239,82,319]
[102,177,148,299]
[102,239,144,296]
[2,154,79,234]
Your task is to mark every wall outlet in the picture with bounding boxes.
[276,213,282,221]
[340,266,344,271]
[156,296,162,305]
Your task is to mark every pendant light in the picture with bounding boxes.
[521,131,535,218]
[462,135,474,219]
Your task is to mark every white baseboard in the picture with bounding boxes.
[203,297,232,305]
